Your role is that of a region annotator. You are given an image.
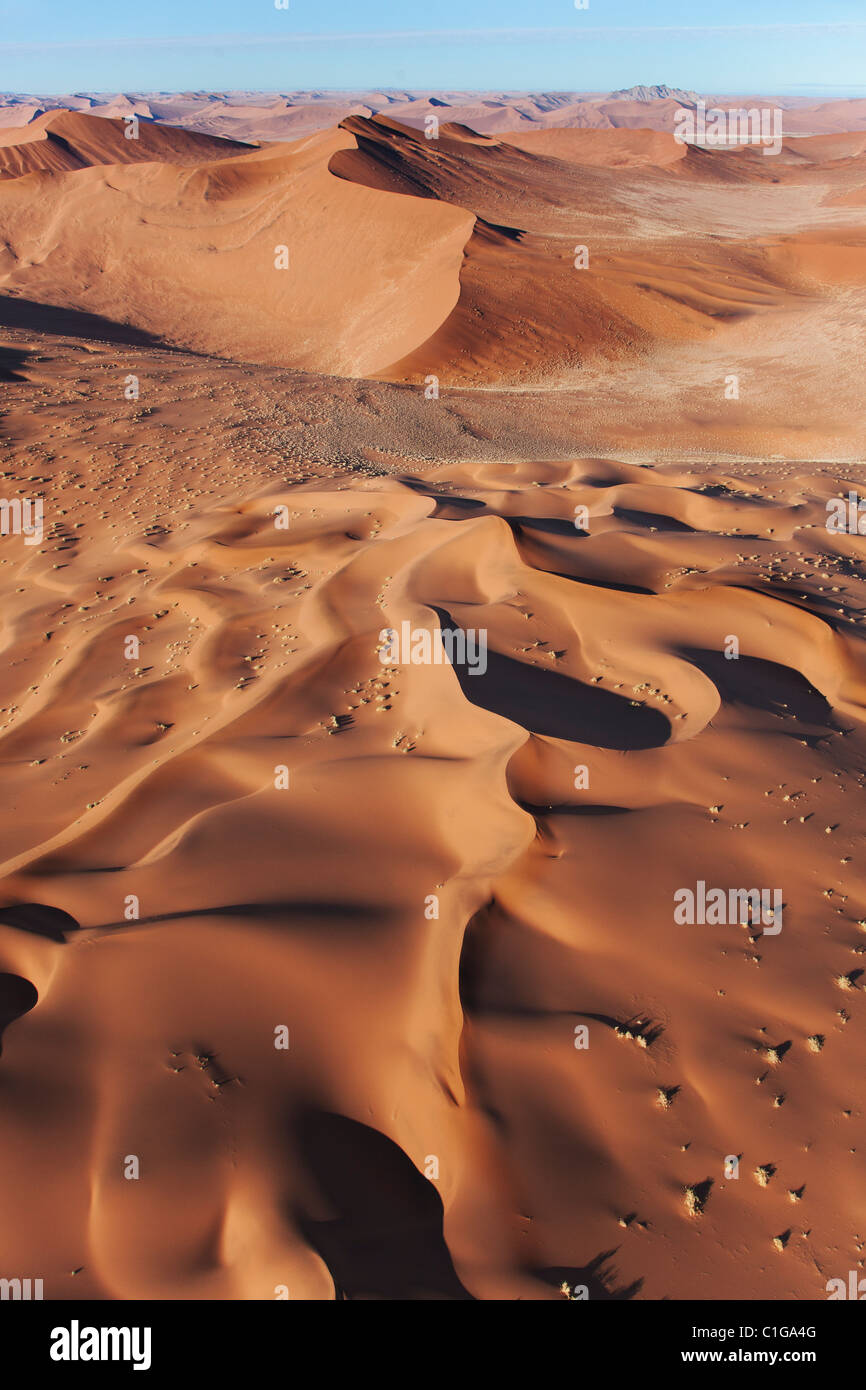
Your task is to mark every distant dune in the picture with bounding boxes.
[5,89,866,142]
[0,109,251,179]
[1,106,865,405]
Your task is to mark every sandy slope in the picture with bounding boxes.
[0,118,474,375]
[0,110,252,179]
[0,104,865,1301]
[2,111,865,420]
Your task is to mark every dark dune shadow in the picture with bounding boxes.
[290,1109,473,1300]
[94,898,381,934]
[0,295,200,354]
[436,610,670,749]
[535,1251,644,1300]
[508,515,589,538]
[458,649,670,748]
[329,133,437,201]
[613,506,697,533]
[679,647,837,728]
[534,567,656,596]
[750,579,866,637]
[511,542,653,592]
[398,476,487,519]
[0,973,38,1056]
[429,500,487,520]
[0,344,31,381]
[519,801,634,817]
[476,217,526,244]
[690,483,772,505]
[0,903,78,942]
[460,900,619,1024]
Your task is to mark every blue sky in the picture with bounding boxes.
[1,0,864,96]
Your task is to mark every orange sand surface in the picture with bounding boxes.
[1,103,865,1301]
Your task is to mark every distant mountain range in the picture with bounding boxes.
[607,84,701,104]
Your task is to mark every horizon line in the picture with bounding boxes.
[4,84,866,100]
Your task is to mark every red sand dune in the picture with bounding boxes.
[499,126,689,167]
[0,94,865,1302]
[0,109,252,179]
[0,117,474,375]
[1,110,863,410]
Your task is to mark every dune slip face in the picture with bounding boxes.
[0,98,865,1304]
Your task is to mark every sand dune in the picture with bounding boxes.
[1,381,865,1297]
[0,119,474,374]
[0,110,251,181]
[1,110,864,401]
[2,109,863,408]
[499,127,689,167]
[1,90,865,1302]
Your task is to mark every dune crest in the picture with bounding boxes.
[0,118,475,375]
